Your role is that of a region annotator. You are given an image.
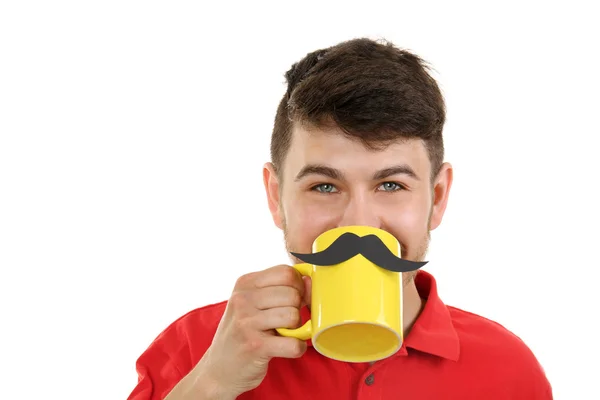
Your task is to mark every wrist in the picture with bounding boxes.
[165,360,234,400]
[190,360,235,400]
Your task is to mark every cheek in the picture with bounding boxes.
[383,194,431,249]
[284,197,340,251]
[391,206,428,234]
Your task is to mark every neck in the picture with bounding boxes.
[402,277,425,337]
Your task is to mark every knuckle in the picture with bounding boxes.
[229,291,247,310]
[291,290,302,308]
[284,307,300,326]
[229,291,241,305]
[289,339,306,358]
[242,336,264,355]
[234,272,254,289]
[281,266,299,284]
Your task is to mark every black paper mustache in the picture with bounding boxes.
[291,232,428,273]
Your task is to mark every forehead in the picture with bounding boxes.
[284,124,431,178]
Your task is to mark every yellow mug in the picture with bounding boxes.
[276,225,418,363]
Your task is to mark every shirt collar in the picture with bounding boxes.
[299,270,460,361]
[402,270,460,361]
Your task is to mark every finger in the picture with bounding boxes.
[253,306,302,331]
[252,286,303,310]
[253,265,305,294]
[263,335,307,359]
[301,276,312,308]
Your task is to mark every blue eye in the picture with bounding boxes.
[379,182,403,191]
[314,184,338,193]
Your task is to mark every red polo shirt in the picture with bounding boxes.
[127,271,552,399]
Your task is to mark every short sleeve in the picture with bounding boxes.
[126,302,227,400]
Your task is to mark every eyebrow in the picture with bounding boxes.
[294,163,419,182]
[295,164,344,182]
[372,165,419,181]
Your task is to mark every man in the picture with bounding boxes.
[127,38,552,399]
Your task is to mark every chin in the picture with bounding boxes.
[402,271,419,286]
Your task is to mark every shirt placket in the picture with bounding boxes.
[356,366,383,400]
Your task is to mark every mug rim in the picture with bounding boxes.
[312,320,403,363]
[312,225,397,247]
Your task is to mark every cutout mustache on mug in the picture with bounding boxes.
[291,232,428,273]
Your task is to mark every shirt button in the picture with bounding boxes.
[365,373,375,386]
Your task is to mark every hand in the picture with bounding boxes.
[193,265,311,399]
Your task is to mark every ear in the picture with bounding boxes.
[263,162,284,229]
[429,162,453,231]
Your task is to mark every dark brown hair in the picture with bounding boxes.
[270,38,446,181]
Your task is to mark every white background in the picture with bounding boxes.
[1,1,598,399]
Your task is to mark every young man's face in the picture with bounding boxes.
[264,124,452,284]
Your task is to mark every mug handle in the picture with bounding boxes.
[275,263,313,340]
